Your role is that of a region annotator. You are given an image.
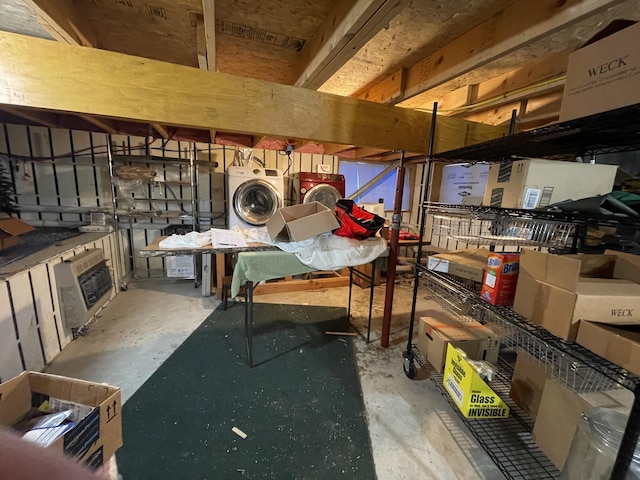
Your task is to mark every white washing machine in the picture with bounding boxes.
[227,166,285,228]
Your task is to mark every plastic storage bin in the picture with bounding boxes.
[563,407,640,480]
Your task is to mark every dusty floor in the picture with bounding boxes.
[46,274,504,479]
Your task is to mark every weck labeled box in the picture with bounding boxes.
[480,253,520,306]
[266,202,340,242]
[560,21,640,122]
[0,371,122,468]
[443,344,509,419]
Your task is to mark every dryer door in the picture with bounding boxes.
[233,179,282,226]
[304,184,342,210]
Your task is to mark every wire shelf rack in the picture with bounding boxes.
[419,268,639,393]
[426,204,578,249]
[413,347,560,479]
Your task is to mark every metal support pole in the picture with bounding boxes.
[244,281,254,368]
[367,260,376,344]
[406,104,439,353]
[381,151,406,348]
[508,109,518,135]
[610,384,640,479]
[107,138,126,290]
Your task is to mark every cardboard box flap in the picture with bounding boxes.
[0,218,34,236]
[605,249,640,284]
[425,316,491,342]
[0,372,32,425]
[28,372,118,407]
[520,250,617,291]
[577,321,640,375]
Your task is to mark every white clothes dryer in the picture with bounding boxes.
[227,166,284,228]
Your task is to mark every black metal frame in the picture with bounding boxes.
[242,259,379,367]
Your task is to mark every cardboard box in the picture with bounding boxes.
[513,249,640,340]
[560,21,640,122]
[416,313,500,374]
[439,163,490,206]
[443,343,510,419]
[266,202,340,242]
[0,371,122,468]
[532,379,624,470]
[427,248,490,283]
[0,216,34,251]
[483,159,617,210]
[509,350,551,420]
[577,321,640,377]
[480,253,520,306]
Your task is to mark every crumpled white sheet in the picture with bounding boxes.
[231,226,388,270]
[159,231,212,248]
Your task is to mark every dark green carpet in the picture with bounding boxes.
[117,303,376,480]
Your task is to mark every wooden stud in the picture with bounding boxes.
[0,105,58,128]
[202,0,216,71]
[196,15,208,70]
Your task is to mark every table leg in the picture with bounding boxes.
[367,260,376,344]
[347,267,354,323]
[244,281,254,368]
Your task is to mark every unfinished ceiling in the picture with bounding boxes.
[0,0,639,159]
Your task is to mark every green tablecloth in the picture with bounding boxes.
[231,251,316,297]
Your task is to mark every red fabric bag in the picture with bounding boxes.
[333,199,385,240]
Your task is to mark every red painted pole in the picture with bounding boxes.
[380,151,406,348]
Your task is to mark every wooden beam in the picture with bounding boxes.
[75,114,118,134]
[362,0,623,104]
[354,68,406,103]
[434,50,570,115]
[322,143,355,155]
[195,15,208,70]
[202,0,216,71]
[0,105,58,128]
[24,0,95,47]
[295,0,408,89]
[151,123,171,139]
[0,32,506,153]
[461,101,524,126]
[520,91,564,125]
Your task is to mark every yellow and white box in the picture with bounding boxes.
[443,343,509,419]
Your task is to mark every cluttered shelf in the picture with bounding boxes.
[405,267,640,480]
[433,103,640,162]
[413,348,560,480]
[418,269,640,392]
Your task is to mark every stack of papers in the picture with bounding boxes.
[211,228,248,248]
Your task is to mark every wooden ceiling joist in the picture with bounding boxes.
[0,31,506,153]
[76,114,119,134]
[201,0,216,71]
[24,0,95,47]
[295,0,408,89]
[359,0,623,105]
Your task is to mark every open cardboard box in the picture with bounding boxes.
[266,202,339,242]
[0,371,122,468]
[416,311,500,374]
[513,249,640,341]
[577,321,640,377]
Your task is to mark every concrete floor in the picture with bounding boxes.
[46,276,504,479]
